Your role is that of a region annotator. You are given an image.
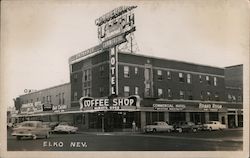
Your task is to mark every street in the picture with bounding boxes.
[7,128,243,151]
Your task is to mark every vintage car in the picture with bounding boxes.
[11,121,50,140]
[203,121,227,131]
[173,121,202,133]
[53,122,78,134]
[143,121,174,133]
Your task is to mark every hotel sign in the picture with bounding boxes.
[96,6,137,41]
[79,95,140,111]
[153,104,186,111]
[110,47,118,95]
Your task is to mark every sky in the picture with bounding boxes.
[1,0,249,109]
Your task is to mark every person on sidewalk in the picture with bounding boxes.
[132,121,136,132]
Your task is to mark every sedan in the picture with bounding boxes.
[53,122,78,134]
[143,121,174,133]
[11,121,50,140]
[203,121,227,131]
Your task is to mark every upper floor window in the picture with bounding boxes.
[58,93,61,104]
[207,91,212,100]
[158,88,163,98]
[62,93,65,104]
[157,70,163,80]
[206,76,211,85]
[73,73,78,82]
[199,75,203,83]
[187,90,193,100]
[74,92,78,101]
[99,65,104,77]
[179,73,184,82]
[167,89,172,98]
[124,86,130,97]
[124,66,130,78]
[167,71,171,80]
[214,77,217,86]
[200,91,204,100]
[179,90,185,99]
[135,87,139,95]
[214,92,220,101]
[99,87,104,97]
[83,69,91,81]
[83,88,90,97]
[228,94,232,101]
[238,95,242,102]
[187,74,192,84]
[135,67,138,75]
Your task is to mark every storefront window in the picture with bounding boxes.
[169,112,185,124]
[146,112,164,125]
[209,112,219,121]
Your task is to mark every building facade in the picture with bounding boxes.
[68,49,242,131]
[13,83,71,123]
[224,65,243,128]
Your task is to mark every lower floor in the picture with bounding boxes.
[13,110,243,132]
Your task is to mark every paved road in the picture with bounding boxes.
[7,128,243,151]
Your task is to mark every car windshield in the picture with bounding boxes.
[207,121,213,124]
[59,122,69,126]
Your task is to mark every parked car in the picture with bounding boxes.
[143,121,174,133]
[173,121,201,133]
[43,122,59,130]
[203,121,226,131]
[53,122,78,134]
[11,121,50,140]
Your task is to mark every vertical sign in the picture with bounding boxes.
[110,46,118,96]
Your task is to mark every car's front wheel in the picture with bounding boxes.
[192,128,197,132]
[153,128,157,133]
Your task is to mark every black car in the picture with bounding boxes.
[173,121,201,133]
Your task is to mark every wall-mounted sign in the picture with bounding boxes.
[96,6,137,42]
[53,105,67,112]
[153,104,186,111]
[43,103,53,111]
[20,103,34,114]
[79,95,140,111]
[109,47,118,96]
[34,101,43,113]
[199,103,222,111]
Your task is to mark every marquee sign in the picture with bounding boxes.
[153,104,186,111]
[96,6,137,42]
[79,95,140,111]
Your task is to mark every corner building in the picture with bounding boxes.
[70,50,235,131]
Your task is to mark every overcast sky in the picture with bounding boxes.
[1,0,249,108]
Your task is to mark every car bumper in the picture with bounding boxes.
[12,133,33,137]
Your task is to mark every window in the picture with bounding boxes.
[135,87,139,95]
[179,90,185,99]
[83,88,90,97]
[46,96,49,102]
[214,77,217,86]
[36,98,39,101]
[199,75,202,83]
[187,91,193,100]
[43,97,45,103]
[124,66,130,78]
[59,93,61,104]
[100,65,104,77]
[74,92,78,101]
[232,95,236,102]
[73,73,78,82]
[228,94,232,101]
[179,73,184,82]
[100,87,104,97]
[206,76,211,85]
[200,91,204,100]
[158,88,163,98]
[187,74,192,84]
[167,89,172,98]
[62,93,65,104]
[238,95,242,102]
[135,67,138,75]
[167,71,171,79]
[157,70,163,80]
[207,91,212,100]
[214,92,219,101]
[124,86,130,97]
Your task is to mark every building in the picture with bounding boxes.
[224,65,243,128]
[69,49,241,131]
[13,83,71,123]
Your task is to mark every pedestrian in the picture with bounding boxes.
[132,121,136,132]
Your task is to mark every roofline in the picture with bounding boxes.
[119,51,225,70]
[19,82,71,97]
[225,64,243,68]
